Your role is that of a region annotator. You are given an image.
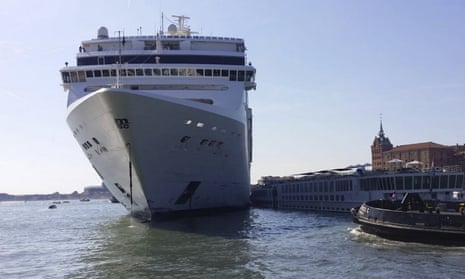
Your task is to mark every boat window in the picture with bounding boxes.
[94,70,101,77]
[414,176,421,190]
[119,69,127,76]
[62,72,71,83]
[457,174,464,188]
[238,71,245,81]
[404,176,412,190]
[432,176,440,189]
[395,176,403,190]
[229,70,237,81]
[144,69,153,76]
[187,69,196,76]
[162,68,170,76]
[450,175,457,188]
[154,68,161,76]
[136,69,144,76]
[205,69,212,76]
[78,71,86,82]
[102,69,110,77]
[196,69,204,76]
[246,70,254,82]
[85,70,94,78]
[213,69,220,76]
[422,176,430,189]
[221,69,228,77]
[179,69,187,76]
[110,69,117,76]
[170,68,178,76]
[127,69,135,76]
[440,175,448,189]
[70,72,78,82]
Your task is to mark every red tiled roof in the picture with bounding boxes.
[386,142,447,153]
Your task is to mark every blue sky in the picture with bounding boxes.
[1,0,464,194]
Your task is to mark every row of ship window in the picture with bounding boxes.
[359,174,464,191]
[282,194,345,202]
[280,180,353,194]
[62,68,255,83]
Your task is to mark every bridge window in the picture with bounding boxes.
[179,69,187,76]
[62,72,71,83]
[187,69,196,76]
[70,72,78,82]
[144,69,153,76]
[78,71,86,82]
[229,70,237,81]
[246,70,254,82]
[238,71,245,81]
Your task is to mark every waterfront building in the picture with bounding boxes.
[371,122,465,172]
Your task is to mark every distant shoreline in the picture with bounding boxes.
[0,187,112,202]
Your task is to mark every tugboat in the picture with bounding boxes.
[352,193,465,245]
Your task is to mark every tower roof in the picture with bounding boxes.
[373,118,392,147]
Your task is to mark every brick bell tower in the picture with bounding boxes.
[371,119,393,170]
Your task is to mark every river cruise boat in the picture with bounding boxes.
[250,167,465,213]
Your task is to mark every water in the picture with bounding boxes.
[1,201,464,279]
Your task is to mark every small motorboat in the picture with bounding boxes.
[48,204,57,209]
[352,193,465,245]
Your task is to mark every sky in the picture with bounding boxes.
[1,0,464,194]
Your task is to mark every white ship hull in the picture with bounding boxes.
[67,88,251,219]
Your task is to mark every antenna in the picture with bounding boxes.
[161,12,164,35]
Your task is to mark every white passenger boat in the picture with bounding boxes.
[60,16,256,220]
[251,167,465,213]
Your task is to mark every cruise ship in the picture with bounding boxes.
[60,16,256,220]
[251,167,465,213]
